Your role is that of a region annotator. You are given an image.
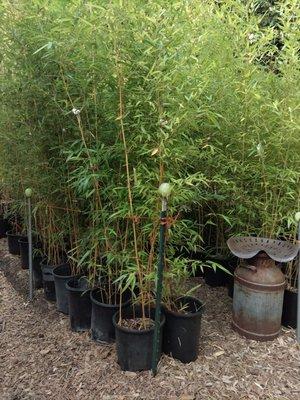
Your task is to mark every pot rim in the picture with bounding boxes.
[112,307,165,335]
[18,237,29,244]
[6,231,25,238]
[52,264,72,279]
[164,295,204,318]
[90,287,131,308]
[40,259,68,268]
[66,276,90,292]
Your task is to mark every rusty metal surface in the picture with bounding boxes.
[235,275,285,292]
[236,252,285,287]
[232,320,282,341]
[227,236,299,262]
[232,253,285,341]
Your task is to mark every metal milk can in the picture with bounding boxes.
[227,236,299,341]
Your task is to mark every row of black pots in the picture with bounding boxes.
[114,296,203,371]
[41,265,204,371]
[44,262,300,338]
[94,292,204,371]
[8,231,298,334]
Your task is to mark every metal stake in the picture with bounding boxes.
[297,220,300,343]
[152,196,167,376]
[25,189,33,301]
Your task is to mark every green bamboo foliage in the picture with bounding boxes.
[0,0,299,301]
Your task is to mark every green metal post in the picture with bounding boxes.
[297,220,300,343]
[27,196,33,301]
[25,188,33,301]
[152,197,167,376]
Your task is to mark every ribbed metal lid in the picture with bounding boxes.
[227,236,299,262]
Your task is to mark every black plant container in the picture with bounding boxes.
[204,267,227,287]
[41,261,56,302]
[18,239,44,285]
[19,238,29,269]
[204,255,237,288]
[32,253,44,289]
[0,217,10,238]
[226,262,238,298]
[66,277,92,332]
[113,305,165,372]
[53,264,73,314]
[90,287,131,343]
[7,232,26,256]
[282,289,297,329]
[163,296,204,363]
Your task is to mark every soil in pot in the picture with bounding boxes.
[90,286,132,343]
[7,231,26,256]
[163,296,204,363]
[113,305,165,372]
[282,288,297,329]
[66,277,92,332]
[53,263,73,314]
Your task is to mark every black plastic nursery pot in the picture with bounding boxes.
[7,231,26,256]
[163,296,204,363]
[0,217,10,238]
[66,277,92,332]
[204,255,237,288]
[41,261,57,302]
[282,289,297,329]
[90,287,132,343]
[53,264,73,314]
[18,238,42,267]
[226,262,237,298]
[204,266,227,287]
[32,253,44,289]
[18,239,44,286]
[19,238,29,269]
[113,305,165,372]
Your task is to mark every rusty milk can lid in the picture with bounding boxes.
[227,236,300,263]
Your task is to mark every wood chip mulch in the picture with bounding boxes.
[0,238,299,400]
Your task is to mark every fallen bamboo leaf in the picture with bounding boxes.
[213,350,225,357]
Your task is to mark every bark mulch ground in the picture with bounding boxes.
[0,238,299,400]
